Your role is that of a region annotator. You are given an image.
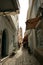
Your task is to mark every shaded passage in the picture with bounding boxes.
[4,46,40,65]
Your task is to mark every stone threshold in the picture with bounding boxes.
[0,56,9,63]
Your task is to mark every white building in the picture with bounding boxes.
[0,16,16,58]
[0,0,20,58]
[11,14,19,50]
[26,0,43,64]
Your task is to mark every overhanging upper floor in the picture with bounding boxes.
[26,16,42,30]
[0,0,20,15]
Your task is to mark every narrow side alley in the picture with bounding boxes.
[0,0,43,65]
[2,46,40,65]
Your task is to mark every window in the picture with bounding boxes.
[36,29,43,48]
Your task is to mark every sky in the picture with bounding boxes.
[19,0,29,38]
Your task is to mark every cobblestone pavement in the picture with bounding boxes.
[1,46,40,65]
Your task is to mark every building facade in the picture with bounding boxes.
[0,16,16,58]
[26,0,43,64]
[11,14,19,50]
[0,0,20,59]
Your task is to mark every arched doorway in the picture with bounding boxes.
[1,30,9,58]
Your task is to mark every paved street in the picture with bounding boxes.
[1,46,40,65]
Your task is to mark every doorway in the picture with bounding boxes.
[1,30,8,58]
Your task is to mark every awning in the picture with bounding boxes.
[26,16,42,29]
[0,0,20,15]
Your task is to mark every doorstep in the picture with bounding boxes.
[0,56,9,63]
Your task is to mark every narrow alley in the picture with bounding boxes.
[0,0,43,65]
[0,46,40,65]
